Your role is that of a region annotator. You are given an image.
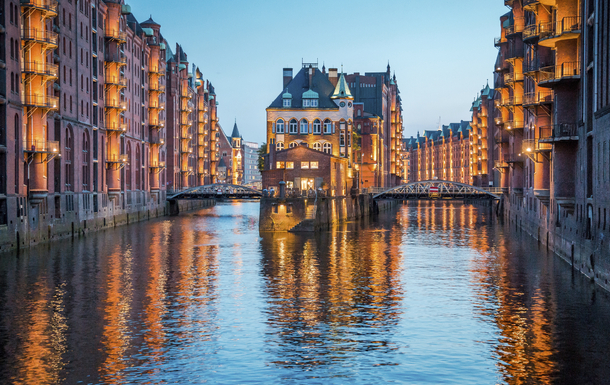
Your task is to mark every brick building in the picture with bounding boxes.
[0,0,223,250]
[263,63,355,196]
[404,121,471,184]
[470,83,497,188]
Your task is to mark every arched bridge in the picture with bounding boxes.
[373,180,500,200]
[168,184,262,200]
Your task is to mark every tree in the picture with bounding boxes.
[257,142,267,172]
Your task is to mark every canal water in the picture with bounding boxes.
[1,202,610,384]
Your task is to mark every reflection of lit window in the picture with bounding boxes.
[301,162,309,169]
[310,161,318,169]
[276,161,285,169]
[286,162,294,169]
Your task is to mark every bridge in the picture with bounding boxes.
[373,180,500,200]
[168,183,262,200]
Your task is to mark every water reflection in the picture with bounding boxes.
[0,202,609,384]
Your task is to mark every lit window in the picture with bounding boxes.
[301,162,309,169]
[289,119,298,134]
[300,119,308,134]
[276,161,285,169]
[286,162,294,169]
[310,161,319,169]
[313,142,322,151]
[324,119,332,134]
[313,119,321,134]
[276,119,284,133]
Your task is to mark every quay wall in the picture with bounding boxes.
[259,194,396,232]
[0,196,215,253]
[501,195,610,293]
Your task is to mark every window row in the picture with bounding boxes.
[276,161,319,170]
[276,141,332,154]
[274,119,337,134]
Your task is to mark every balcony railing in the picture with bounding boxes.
[523,90,554,105]
[149,135,165,145]
[504,72,524,83]
[505,153,524,164]
[107,154,129,163]
[104,52,127,64]
[105,99,127,110]
[149,101,165,110]
[553,123,578,138]
[21,28,58,46]
[105,123,127,132]
[149,66,164,75]
[539,62,581,84]
[23,140,59,153]
[21,61,58,78]
[149,83,165,92]
[504,120,524,131]
[523,0,539,10]
[523,24,539,40]
[494,159,509,169]
[494,36,507,46]
[104,74,127,87]
[22,94,58,109]
[20,0,59,15]
[105,29,127,42]
[539,17,581,44]
[150,161,166,169]
[523,138,552,153]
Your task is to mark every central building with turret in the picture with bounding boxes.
[262,63,355,196]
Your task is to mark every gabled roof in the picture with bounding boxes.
[268,67,338,109]
[481,83,493,97]
[331,72,353,99]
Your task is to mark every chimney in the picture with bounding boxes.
[329,68,338,87]
[283,68,293,89]
[308,66,313,89]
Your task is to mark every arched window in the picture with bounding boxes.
[289,119,297,134]
[276,119,284,133]
[82,131,90,191]
[300,119,308,134]
[313,119,321,134]
[323,143,332,154]
[324,119,332,134]
[289,141,298,148]
[276,142,284,151]
[313,142,322,151]
[65,125,74,191]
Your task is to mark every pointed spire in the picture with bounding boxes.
[331,71,353,100]
[231,120,241,138]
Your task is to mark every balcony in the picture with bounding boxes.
[149,66,164,75]
[21,28,58,47]
[23,140,59,154]
[494,36,507,46]
[494,116,504,125]
[150,161,166,170]
[523,90,554,105]
[539,62,581,87]
[504,72,524,84]
[504,18,524,37]
[495,131,509,144]
[523,138,552,154]
[511,187,524,195]
[539,123,579,142]
[21,61,58,78]
[523,0,540,11]
[180,91,193,100]
[506,46,524,62]
[180,146,193,154]
[522,24,539,42]
[149,135,165,145]
[104,52,127,65]
[149,83,165,93]
[20,0,59,17]
[107,154,129,168]
[505,153,524,165]
[105,29,127,43]
[149,120,164,129]
[539,16,581,48]
[22,94,58,109]
[494,159,509,169]
[104,74,127,88]
[105,123,127,133]
[149,101,165,110]
[503,95,523,107]
[534,189,551,203]
[181,118,193,127]
[105,99,127,110]
[180,133,193,141]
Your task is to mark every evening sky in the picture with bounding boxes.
[126,0,508,144]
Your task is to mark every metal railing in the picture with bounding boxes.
[523,138,552,153]
[505,153,524,163]
[107,154,129,163]
[22,61,59,78]
[150,161,166,168]
[524,90,554,105]
[21,28,58,45]
[494,36,507,46]
[149,83,165,92]
[539,17,581,42]
[149,101,165,109]
[104,74,127,87]
[523,24,538,40]
[105,30,127,41]
[105,99,127,110]
[504,72,524,83]
[539,62,580,83]
[105,123,127,132]
[554,123,578,137]
[494,159,509,169]
[20,0,59,13]
[23,140,59,153]
[22,94,58,109]
[104,52,127,64]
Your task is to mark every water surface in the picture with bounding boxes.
[1,201,609,384]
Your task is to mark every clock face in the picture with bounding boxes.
[340,102,346,107]
[348,102,352,108]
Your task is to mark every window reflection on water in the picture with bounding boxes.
[0,202,609,384]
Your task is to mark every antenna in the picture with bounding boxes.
[438,116,441,130]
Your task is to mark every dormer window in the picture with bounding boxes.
[283,98,291,107]
[302,89,319,108]
[282,90,292,108]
